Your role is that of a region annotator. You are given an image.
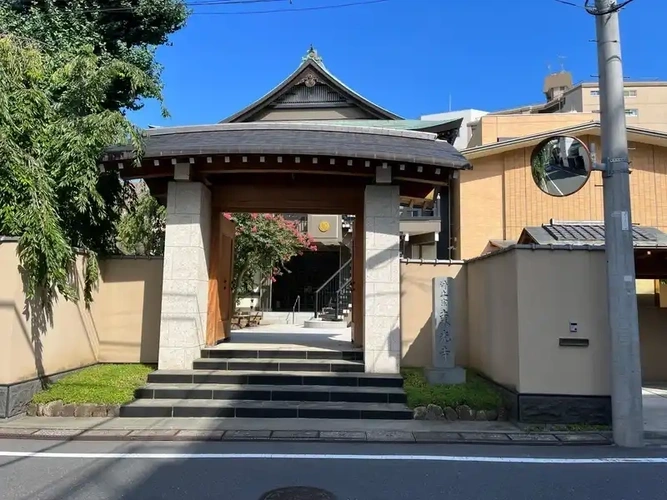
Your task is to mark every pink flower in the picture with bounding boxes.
[270,276,277,283]
[223,212,232,220]
[251,226,258,233]
[251,213,258,219]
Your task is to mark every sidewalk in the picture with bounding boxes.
[0,416,615,446]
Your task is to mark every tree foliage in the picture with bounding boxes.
[0,35,143,304]
[116,183,166,256]
[226,213,316,312]
[0,0,187,307]
[1,0,189,112]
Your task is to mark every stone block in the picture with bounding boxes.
[365,349,400,374]
[319,431,366,441]
[74,404,97,418]
[106,405,121,417]
[0,386,7,418]
[413,406,427,420]
[425,404,444,420]
[457,405,474,420]
[271,431,319,440]
[426,367,466,385]
[444,407,458,420]
[223,430,271,440]
[366,430,414,442]
[60,404,76,417]
[42,401,64,417]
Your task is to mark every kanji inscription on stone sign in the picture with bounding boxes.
[432,277,455,369]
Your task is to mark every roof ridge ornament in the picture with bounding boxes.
[302,44,324,66]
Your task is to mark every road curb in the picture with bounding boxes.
[0,428,614,446]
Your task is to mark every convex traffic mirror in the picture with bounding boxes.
[530,136,592,197]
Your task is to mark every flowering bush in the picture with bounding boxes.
[226,213,316,312]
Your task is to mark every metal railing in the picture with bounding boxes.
[291,295,301,324]
[314,257,352,320]
[400,199,441,219]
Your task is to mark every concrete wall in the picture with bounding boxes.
[637,280,667,383]
[0,241,163,417]
[400,261,466,368]
[93,257,163,364]
[458,137,667,259]
[0,241,163,384]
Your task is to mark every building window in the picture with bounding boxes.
[625,89,637,98]
[590,90,600,96]
[625,108,639,117]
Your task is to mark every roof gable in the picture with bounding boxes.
[222,47,402,123]
[462,121,667,160]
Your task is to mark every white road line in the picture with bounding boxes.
[545,170,565,196]
[0,451,666,464]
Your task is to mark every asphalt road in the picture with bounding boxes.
[544,165,588,196]
[1,439,667,500]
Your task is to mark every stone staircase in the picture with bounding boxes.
[121,346,412,419]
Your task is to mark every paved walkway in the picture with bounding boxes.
[0,416,613,445]
[229,324,352,349]
[644,385,667,434]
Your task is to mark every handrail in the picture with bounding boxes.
[291,295,301,324]
[315,257,352,293]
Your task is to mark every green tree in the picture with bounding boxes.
[0,34,142,305]
[227,213,316,314]
[0,0,189,112]
[116,183,166,256]
[0,0,187,307]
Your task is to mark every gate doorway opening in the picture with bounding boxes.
[206,176,365,350]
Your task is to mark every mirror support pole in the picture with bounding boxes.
[594,0,644,448]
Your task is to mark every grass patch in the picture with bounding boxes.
[32,364,154,405]
[402,368,503,411]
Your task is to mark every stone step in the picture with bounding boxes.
[120,398,413,420]
[192,358,364,373]
[201,348,362,361]
[135,383,407,404]
[147,370,404,388]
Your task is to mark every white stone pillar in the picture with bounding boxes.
[158,181,212,370]
[364,185,401,374]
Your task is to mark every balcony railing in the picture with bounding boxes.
[400,199,441,220]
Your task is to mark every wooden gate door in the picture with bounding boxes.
[207,213,236,345]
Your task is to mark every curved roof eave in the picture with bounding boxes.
[105,122,471,170]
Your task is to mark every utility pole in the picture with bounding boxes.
[594,0,644,447]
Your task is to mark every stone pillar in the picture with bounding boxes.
[364,185,401,374]
[426,277,466,384]
[158,181,212,370]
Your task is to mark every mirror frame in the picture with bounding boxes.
[530,135,593,198]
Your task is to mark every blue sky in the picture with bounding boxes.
[129,0,666,128]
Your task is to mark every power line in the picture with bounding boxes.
[80,0,290,14]
[80,0,392,16]
[191,0,390,15]
[585,0,636,15]
[554,0,637,13]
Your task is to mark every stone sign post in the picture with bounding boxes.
[426,276,466,385]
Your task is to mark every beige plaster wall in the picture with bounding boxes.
[515,249,610,395]
[0,242,163,385]
[466,250,520,391]
[0,242,99,385]
[637,280,667,383]
[93,257,163,364]
[400,261,466,368]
